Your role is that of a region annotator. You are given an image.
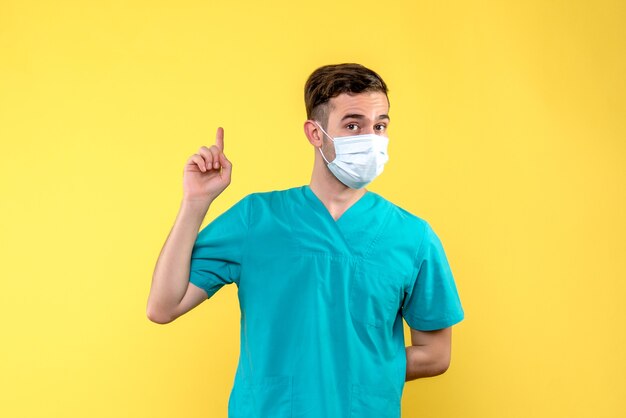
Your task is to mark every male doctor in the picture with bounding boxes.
[147,63,464,417]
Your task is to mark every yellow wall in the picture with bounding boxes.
[1,1,624,417]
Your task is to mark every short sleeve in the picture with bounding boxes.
[402,221,465,331]
[188,195,250,299]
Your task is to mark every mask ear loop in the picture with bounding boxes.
[318,147,331,164]
[314,121,333,164]
[314,121,333,141]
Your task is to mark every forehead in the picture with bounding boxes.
[327,91,389,120]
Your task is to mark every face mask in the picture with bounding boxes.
[315,121,389,189]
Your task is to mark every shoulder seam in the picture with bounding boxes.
[406,220,429,292]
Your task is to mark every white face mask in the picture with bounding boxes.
[315,121,389,189]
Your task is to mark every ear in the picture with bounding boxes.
[304,120,323,147]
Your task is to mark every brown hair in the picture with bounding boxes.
[304,63,389,129]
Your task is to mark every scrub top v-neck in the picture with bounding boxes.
[188,185,464,418]
[298,185,388,257]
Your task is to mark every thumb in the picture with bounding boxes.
[219,152,232,177]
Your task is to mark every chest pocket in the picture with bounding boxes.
[349,263,404,329]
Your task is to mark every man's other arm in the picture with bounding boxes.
[405,326,452,381]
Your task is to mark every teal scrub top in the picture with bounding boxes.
[189,185,464,418]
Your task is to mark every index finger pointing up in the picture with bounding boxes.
[215,127,224,151]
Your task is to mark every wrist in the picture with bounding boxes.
[180,196,213,214]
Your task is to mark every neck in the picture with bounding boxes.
[309,152,367,220]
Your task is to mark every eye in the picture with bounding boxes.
[375,123,387,132]
[346,123,359,131]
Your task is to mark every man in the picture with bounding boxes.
[147,63,464,417]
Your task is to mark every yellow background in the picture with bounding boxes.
[1,0,625,417]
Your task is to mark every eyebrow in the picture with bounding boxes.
[340,113,391,122]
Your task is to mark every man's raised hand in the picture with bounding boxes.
[182,127,232,203]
